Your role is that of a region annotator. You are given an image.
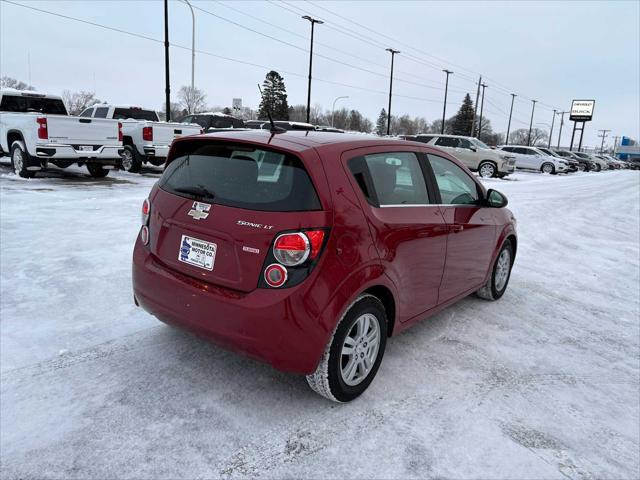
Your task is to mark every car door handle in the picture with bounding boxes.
[449,224,464,233]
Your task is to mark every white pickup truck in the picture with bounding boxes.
[79,104,202,173]
[0,89,123,178]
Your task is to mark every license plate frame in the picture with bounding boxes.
[78,145,94,152]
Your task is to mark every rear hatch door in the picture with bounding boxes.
[148,140,329,292]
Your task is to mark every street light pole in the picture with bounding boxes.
[548,109,556,148]
[303,15,323,124]
[163,0,171,121]
[527,100,537,146]
[557,111,566,148]
[477,83,487,138]
[441,69,453,134]
[181,0,195,94]
[470,75,481,136]
[386,48,400,136]
[505,93,516,144]
[331,95,349,127]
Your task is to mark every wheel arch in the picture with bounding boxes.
[7,130,26,153]
[363,285,396,337]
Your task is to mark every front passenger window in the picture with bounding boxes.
[428,154,479,205]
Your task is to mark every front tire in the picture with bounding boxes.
[541,162,555,174]
[86,163,110,178]
[478,161,497,178]
[120,145,142,173]
[476,241,514,301]
[306,295,388,402]
[10,143,36,178]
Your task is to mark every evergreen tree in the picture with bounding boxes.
[375,108,387,136]
[451,94,475,136]
[348,109,362,131]
[258,71,289,120]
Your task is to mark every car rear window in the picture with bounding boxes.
[113,108,159,121]
[159,142,321,212]
[0,94,67,114]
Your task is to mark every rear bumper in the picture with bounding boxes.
[35,143,123,161]
[132,239,330,374]
[141,144,169,160]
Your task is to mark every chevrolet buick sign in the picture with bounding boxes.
[570,100,595,122]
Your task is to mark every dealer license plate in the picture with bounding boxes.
[178,235,217,271]
[78,145,93,152]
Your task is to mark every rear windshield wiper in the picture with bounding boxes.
[173,184,216,201]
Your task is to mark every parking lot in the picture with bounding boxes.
[1,163,638,479]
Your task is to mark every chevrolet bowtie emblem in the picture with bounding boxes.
[187,201,211,220]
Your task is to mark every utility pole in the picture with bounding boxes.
[386,48,400,136]
[181,0,195,94]
[548,109,556,148]
[612,135,620,155]
[164,0,171,121]
[440,69,453,134]
[303,15,323,124]
[505,93,516,145]
[527,100,537,146]
[556,111,566,148]
[477,83,487,139]
[597,129,611,153]
[470,75,481,136]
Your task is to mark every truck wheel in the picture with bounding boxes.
[10,143,36,178]
[306,295,387,402]
[86,163,110,178]
[478,161,497,178]
[120,145,142,173]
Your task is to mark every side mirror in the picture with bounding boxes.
[486,189,508,208]
[470,146,477,152]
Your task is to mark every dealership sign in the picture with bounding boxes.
[570,100,595,122]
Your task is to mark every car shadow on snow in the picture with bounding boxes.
[0,161,152,185]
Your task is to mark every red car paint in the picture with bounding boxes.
[132,130,516,374]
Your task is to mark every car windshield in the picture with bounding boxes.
[470,138,490,149]
[0,94,67,114]
[539,148,558,157]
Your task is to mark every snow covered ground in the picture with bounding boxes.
[1,162,639,479]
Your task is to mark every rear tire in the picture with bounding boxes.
[476,241,513,301]
[306,295,387,402]
[541,162,555,174]
[86,163,110,178]
[120,145,142,173]
[478,161,497,178]
[10,143,36,178]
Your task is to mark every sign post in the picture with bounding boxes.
[568,100,595,151]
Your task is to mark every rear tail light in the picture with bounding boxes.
[141,198,150,225]
[273,232,310,266]
[118,122,123,142]
[37,117,48,139]
[141,198,150,245]
[260,229,328,289]
[142,126,153,141]
[264,264,288,288]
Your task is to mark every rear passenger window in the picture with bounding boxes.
[94,107,108,118]
[350,152,430,206]
[159,142,321,212]
[435,137,459,148]
[428,154,479,205]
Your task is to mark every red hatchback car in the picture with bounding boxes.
[132,130,517,402]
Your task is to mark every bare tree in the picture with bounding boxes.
[62,90,101,115]
[177,86,207,114]
[159,102,185,121]
[509,128,548,146]
[0,76,35,91]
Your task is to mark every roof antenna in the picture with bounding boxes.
[257,84,286,134]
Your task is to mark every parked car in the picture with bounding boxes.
[536,147,579,172]
[551,149,594,171]
[594,154,619,169]
[178,112,245,132]
[498,145,569,174]
[80,104,202,173]
[412,134,516,178]
[244,120,265,129]
[262,120,317,131]
[132,130,517,402]
[572,151,607,172]
[0,88,123,178]
[316,126,345,133]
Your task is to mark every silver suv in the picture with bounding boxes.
[413,134,516,178]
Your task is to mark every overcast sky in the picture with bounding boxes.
[1,0,638,147]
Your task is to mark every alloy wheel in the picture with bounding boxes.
[495,248,511,291]
[121,149,133,171]
[12,148,23,174]
[479,163,495,178]
[340,313,381,386]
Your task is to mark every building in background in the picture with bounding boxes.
[615,136,640,160]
